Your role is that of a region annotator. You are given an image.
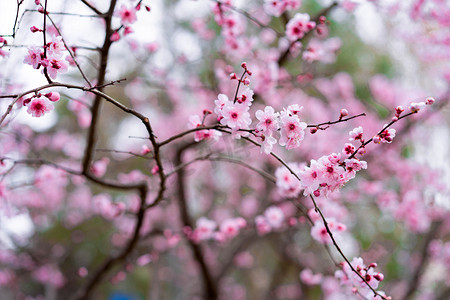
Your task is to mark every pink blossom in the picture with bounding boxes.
[24,46,43,69]
[255,215,271,235]
[335,257,384,294]
[237,88,254,106]
[255,106,279,134]
[342,143,355,155]
[264,206,285,228]
[220,102,252,132]
[219,217,246,240]
[90,157,109,177]
[349,126,363,141]
[310,218,346,245]
[194,217,217,241]
[300,269,323,285]
[374,125,396,144]
[45,92,60,102]
[110,31,121,42]
[214,93,229,115]
[286,13,316,41]
[275,163,302,197]
[279,114,307,149]
[26,96,54,117]
[260,133,277,154]
[45,58,68,79]
[47,36,65,59]
[117,5,137,25]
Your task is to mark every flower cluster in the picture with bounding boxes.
[23,36,68,79]
[335,257,387,299]
[298,153,367,197]
[255,206,285,235]
[22,92,60,118]
[192,217,247,243]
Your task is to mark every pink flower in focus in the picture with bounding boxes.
[349,126,363,141]
[47,36,65,59]
[255,106,279,134]
[220,102,251,131]
[45,58,68,79]
[26,96,54,117]
[279,114,307,149]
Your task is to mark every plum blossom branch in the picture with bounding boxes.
[80,0,103,15]
[309,195,388,300]
[45,14,93,87]
[307,112,366,130]
[174,141,218,300]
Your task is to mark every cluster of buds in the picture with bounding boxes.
[229,62,252,85]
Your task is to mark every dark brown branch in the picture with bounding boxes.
[81,0,117,173]
[73,187,148,300]
[309,195,387,300]
[80,0,103,15]
[42,0,53,84]
[45,14,93,87]
[175,142,218,300]
[307,113,366,129]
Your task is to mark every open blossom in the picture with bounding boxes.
[255,106,279,134]
[286,13,316,41]
[279,114,307,149]
[194,217,217,241]
[219,217,246,240]
[220,102,252,131]
[349,126,363,141]
[26,96,54,117]
[237,88,254,106]
[45,58,68,79]
[117,5,137,25]
[300,269,323,285]
[47,36,65,59]
[24,47,43,69]
[264,206,285,229]
[275,163,302,197]
[214,93,229,115]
